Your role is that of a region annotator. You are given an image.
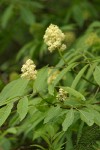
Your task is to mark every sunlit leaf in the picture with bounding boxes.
[0,78,29,106]
[93,66,100,85]
[71,65,88,89]
[62,108,74,131]
[33,67,48,93]
[79,109,94,126]
[0,103,13,127]
[62,86,86,101]
[17,96,28,121]
[44,106,61,124]
[53,63,77,86]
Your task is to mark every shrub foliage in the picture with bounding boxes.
[0,0,100,150]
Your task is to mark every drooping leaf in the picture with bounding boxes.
[33,67,48,94]
[48,84,54,95]
[21,1,44,9]
[36,103,49,112]
[53,63,77,86]
[92,110,100,126]
[6,127,17,134]
[44,106,61,124]
[71,65,88,89]
[62,108,74,131]
[66,130,74,150]
[77,121,84,144]
[86,106,100,126]
[0,78,29,106]
[20,7,35,25]
[79,63,97,91]
[62,87,86,101]
[79,109,94,126]
[17,96,28,121]
[0,103,13,127]
[86,21,100,32]
[1,4,14,28]
[20,112,45,136]
[93,66,100,85]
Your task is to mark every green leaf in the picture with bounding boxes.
[21,1,43,9]
[20,7,35,25]
[62,87,86,101]
[31,144,47,150]
[62,108,74,131]
[56,49,75,68]
[66,130,73,150]
[86,106,100,126]
[93,66,100,85]
[0,137,11,150]
[1,4,14,28]
[79,109,94,126]
[0,103,13,127]
[36,104,48,112]
[20,112,45,135]
[33,67,48,93]
[53,63,77,86]
[6,127,17,134]
[71,65,88,89]
[86,21,100,32]
[92,105,100,112]
[0,78,29,106]
[73,5,84,27]
[92,110,100,126]
[48,84,54,95]
[77,121,84,144]
[17,96,28,121]
[79,63,97,91]
[44,106,61,124]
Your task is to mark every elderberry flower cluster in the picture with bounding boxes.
[56,88,68,102]
[43,24,66,52]
[21,59,37,80]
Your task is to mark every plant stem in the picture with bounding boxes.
[58,49,67,65]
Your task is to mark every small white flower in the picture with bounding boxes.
[60,44,67,51]
[21,59,37,80]
[43,24,66,52]
[56,88,68,102]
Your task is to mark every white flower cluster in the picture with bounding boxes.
[43,24,66,52]
[21,59,37,80]
[56,88,68,102]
